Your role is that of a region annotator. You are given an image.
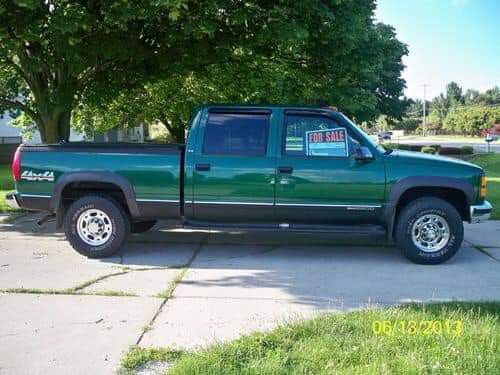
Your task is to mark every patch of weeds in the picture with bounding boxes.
[88,290,137,297]
[1,287,64,295]
[120,346,184,372]
[0,287,137,297]
[70,269,131,292]
[0,269,135,297]
[155,267,188,298]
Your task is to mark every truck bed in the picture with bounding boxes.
[15,142,184,218]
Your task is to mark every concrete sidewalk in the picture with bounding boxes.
[0,214,499,374]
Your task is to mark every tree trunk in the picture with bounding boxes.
[160,118,185,143]
[38,110,72,143]
[173,125,185,144]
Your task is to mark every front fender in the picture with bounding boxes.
[384,176,474,239]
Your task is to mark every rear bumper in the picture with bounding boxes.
[5,192,21,210]
[469,200,492,223]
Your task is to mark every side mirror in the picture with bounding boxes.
[354,146,373,161]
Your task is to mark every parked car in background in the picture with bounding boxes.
[377,131,393,142]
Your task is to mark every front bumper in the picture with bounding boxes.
[469,200,492,223]
[5,192,21,210]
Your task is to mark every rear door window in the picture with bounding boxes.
[203,113,270,156]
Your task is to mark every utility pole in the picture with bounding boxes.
[422,84,428,136]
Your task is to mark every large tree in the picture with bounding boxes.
[1,0,408,143]
[443,106,500,136]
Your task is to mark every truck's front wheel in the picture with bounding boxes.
[64,195,130,258]
[395,197,463,264]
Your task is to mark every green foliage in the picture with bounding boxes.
[120,347,184,371]
[389,98,422,134]
[420,146,436,154]
[0,164,17,212]
[0,0,200,141]
[0,1,409,143]
[445,81,464,106]
[443,106,500,136]
[382,143,424,152]
[465,86,500,106]
[472,153,500,219]
[73,1,409,142]
[0,164,13,191]
[460,146,474,155]
[164,302,500,374]
[394,83,499,136]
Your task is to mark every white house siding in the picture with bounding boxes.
[0,113,84,144]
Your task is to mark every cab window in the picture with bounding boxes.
[203,113,269,156]
[284,114,360,157]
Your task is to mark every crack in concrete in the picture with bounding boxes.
[465,240,500,262]
[134,235,208,345]
[0,263,191,298]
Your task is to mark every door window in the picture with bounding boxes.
[284,114,359,157]
[203,113,269,156]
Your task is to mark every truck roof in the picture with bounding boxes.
[198,104,339,112]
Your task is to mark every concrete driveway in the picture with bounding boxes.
[0,214,499,374]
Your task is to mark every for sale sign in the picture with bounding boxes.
[305,128,348,157]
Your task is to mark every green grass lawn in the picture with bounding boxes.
[121,302,499,374]
[471,153,500,219]
[0,164,17,212]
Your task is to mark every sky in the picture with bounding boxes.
[375,0,500,100]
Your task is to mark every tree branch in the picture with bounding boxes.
[0,57,34,87]
[0,97,41,124]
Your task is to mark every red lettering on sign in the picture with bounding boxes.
[308,129,346,143]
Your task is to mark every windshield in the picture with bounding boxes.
[338,113,387,154]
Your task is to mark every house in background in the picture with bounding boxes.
[92,125,147,143]
[0,112,147,144]
[0,113,85,144]
[0,114,22,144]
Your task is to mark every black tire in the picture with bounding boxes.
[64,195,130,258]
[395,197,463,264]
[131,220,157,233]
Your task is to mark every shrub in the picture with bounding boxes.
[407,144,425,151]
[439,147,462,155]
[382,143,424,152]
[460,146,474,155]
[382,143,399,150]
[430,144,442,151]
[421,146,436,154]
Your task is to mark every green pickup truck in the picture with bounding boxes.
[6,105,492,264]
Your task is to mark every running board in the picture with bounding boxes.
[183,221,386,235]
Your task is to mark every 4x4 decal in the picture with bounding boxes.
[21,170,55,182]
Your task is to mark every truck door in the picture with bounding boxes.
[275,110,386,224]
[191,108,277,222]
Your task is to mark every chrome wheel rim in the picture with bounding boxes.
[76,208,113,246]
[411,214,450,253]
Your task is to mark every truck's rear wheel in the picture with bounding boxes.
[64,195,130,258]
[395,197,463,264]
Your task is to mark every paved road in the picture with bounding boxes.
[0,214,499,374]
[395,140,500,153]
